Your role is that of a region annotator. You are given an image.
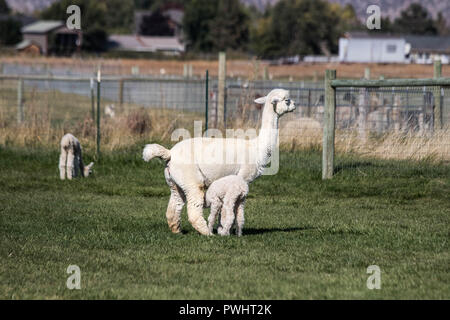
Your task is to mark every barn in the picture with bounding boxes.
[17,20,80,56]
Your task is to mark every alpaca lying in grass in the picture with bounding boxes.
[143,88,295,235]
[59,133,94,180]
[205,175,249,236]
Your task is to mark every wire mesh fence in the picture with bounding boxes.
[0,75,208,152]
[0,73,448,174]
[223,79,450,176]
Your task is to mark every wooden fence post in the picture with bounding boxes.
[263,66,269,81]
[434,59,442,130]
[322,70,336,180]
[17,78,24,124]
[358,67,370,141]
[217,52,226,129]
[364,67,371,80]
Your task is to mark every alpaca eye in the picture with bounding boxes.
[285,99,290,105]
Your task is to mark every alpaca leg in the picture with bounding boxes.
[66,151,75,180]
[186,188,211,236]
[218,193,239,236]
[59,150,67,180]
[218,205,235,236]
[207,201,222,234]
[166,185,185,234]
[77,152,84,177]
[73,154,81,178]
[165,175,185,234]
[235,199,245,237]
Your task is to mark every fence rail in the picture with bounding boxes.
[332,78,450,87]
[323,60,449,179]
[0,65,448,174]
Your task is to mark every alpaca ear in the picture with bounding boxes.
[254,96,266,104]
[87,162,94,169]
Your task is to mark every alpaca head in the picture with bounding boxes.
[254,89,295,116]
[84,162,94,177]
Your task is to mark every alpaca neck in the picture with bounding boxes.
[256,103,279,167]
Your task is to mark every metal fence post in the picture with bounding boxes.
[205,70,209,136]
[323,70,336,180]
[90,78,95,121]
[307,89,311,118]
[96,70,101,157]
[434,60,442,130]
[17,78,24,124]
[218,52,226,130]
[118,78,124,108]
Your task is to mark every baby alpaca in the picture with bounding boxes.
[59,133,94,180]
[205,175,249,236]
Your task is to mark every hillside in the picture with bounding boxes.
[6,0,450,25]
[242,0,450,24]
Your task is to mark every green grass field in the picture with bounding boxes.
[0,145,449,299]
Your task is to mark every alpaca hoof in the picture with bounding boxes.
[170,226,182,234]
[218,228,229,236]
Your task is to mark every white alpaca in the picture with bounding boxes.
[205,175,249,236]
[105,104,115,118]
[59,133,94,180]
[143,88,295,235]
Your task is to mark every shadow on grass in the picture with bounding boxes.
[244,226,313,235]
[333,160,376,175]
[182,227,312,235]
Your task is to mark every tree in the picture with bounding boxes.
[183,0,249,52]
[393,3,437,35]
[0,0,10,14]
[0,0,22,46]
[183,0,218,52]
[434,12,449,36]
[139,10,174,36]
[0,18,22,45]
[261,0,343,58]
[103,0,135,34]
[209,0,249,51]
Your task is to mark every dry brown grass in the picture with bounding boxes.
[1,101,449,163]
[0,71,448,163]
[2,56,448,80]
[279,118,450,162]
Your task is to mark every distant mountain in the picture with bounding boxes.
[5,0,58,15]
[241,0,450,24]
[241,0,278,11]
[7,0,450,26]
[327,0,450,22]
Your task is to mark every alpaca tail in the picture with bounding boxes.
[143,144,171,162]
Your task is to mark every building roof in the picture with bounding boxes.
[109,35,185,52]
[343,31,450,54]
[164,9,184,26]
[22,20,64,34]
[404,35,450,53]
[343,31,405,40]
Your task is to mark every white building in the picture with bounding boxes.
[339,32,450,64]
[339,32,407,63]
